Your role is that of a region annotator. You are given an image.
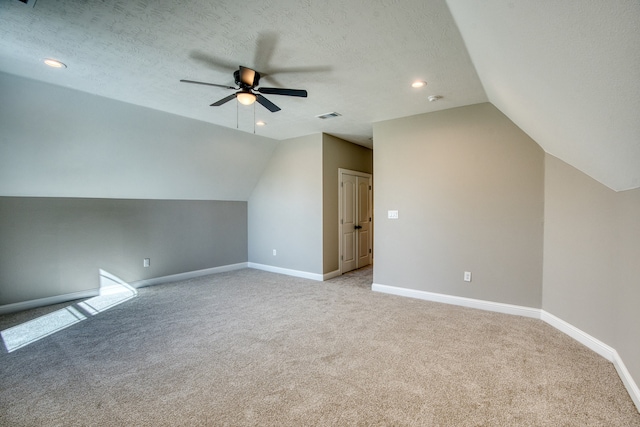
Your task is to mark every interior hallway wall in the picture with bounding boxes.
[322,134,373,274]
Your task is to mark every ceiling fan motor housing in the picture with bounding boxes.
[234,69,260,89]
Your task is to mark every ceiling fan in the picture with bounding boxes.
[180,66,307,112]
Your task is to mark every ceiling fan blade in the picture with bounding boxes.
[210,93,237,106]
[257,87,308,97]
[260,74,284,88]
[180,79,236,90]
[256,94,281,112]
[264,65,332,75]
[188,51,237,72]
[239,66,257,87]
[254,31,278,72]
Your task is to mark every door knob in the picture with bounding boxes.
[354,225,362,229]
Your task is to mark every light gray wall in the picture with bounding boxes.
[0,72,277,200]
[247,132,372,276]
[322,134,373,274]
[543,154,640,387]
[618,189,640,386]
[248,134,323,274]
[0,197,247,305]
[0,73,275,307]
[542,155,617,339]
[372,103,544,307]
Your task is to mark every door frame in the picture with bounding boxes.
[338,168,373,274]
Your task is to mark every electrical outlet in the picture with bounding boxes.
[464,271,472,282]
[273,249,277,256]
[144,258,150,268]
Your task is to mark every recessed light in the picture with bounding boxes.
[43,58,66,68]
[428,95,443,102]
[256,121,266,126]
[411,80,427,88]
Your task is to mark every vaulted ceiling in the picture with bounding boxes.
[1,0,638,191]
[447,0,640,191]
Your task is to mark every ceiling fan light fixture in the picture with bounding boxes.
[237,92,256,106]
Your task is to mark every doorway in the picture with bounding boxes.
[339,169,372,274]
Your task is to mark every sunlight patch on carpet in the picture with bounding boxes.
[1,269,137,352]
[1,306,87,352]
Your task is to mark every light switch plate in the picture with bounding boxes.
[388,210,399,219]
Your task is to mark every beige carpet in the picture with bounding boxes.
[1,266,639,426]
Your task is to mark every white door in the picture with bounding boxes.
[340,170,372,274]
[341,173,357,273]
[356,176,372,269]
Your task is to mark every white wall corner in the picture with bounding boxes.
[247,263,323,281]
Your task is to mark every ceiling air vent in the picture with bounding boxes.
[316,112,342,120]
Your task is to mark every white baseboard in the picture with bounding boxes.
[0,290,98,315]
[540,310,640,412]
[371,283,541,319]
[613,350,640,412]
[323,269,342,281]
[0,263,249,314]
[539,310,614,361]
[247,263,323,281]
[130,262,248,288]
[372,283,639,413]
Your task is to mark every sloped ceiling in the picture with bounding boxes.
[446,0,640,191]
[0,0,486,147]
[0,0,638,191]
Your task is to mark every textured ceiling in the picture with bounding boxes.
[0,0,486,149]
[0,0,638,190]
